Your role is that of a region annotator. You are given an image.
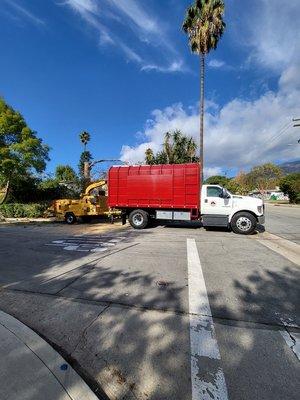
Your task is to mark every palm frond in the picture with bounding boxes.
[182,0,225,55]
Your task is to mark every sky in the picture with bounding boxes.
[0,0,299,178]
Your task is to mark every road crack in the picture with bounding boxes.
[71,305,110,355]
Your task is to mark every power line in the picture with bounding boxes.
[257,120,292,150]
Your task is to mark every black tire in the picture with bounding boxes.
[65,212,77,225]
[128,209,149,229]
[231,212,257,235]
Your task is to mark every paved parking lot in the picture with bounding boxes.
[0,205,299,400]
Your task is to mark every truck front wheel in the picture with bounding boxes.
[231,212,257,235]
[129,209,149,229]
[65,212,77,225]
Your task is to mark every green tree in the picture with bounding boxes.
[204,175,229,186]
[145,148,155,165]
[183,0,225,183]
[55,165,77,183]
[280,173,300,204]
[234,171,254,195]
[0,98,49,189]
[145,130,199,165]
[204,175,241,194]
[247,163,283,192]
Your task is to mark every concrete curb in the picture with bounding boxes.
[0,310,99,400]
[265,203,300,208]
[250,232,300,266]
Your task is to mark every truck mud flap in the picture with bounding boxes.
[202,214,229,227]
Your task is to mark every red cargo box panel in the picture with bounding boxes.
[108,163,200,210]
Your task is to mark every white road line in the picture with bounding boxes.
[187,238,229,400]
[91,247,108,252]
[64,245,79,251]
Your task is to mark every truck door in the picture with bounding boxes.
[201,185,232,215]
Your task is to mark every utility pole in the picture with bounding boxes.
[292,118,300,143]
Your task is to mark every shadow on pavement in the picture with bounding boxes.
[0,224,299,400]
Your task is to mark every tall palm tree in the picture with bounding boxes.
[183,0,225,183]
[79,131,91,152]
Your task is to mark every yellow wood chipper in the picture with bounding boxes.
[48,180,120,224]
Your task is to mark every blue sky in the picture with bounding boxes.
[0,0,299,178]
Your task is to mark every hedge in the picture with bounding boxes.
[0,203,49,218]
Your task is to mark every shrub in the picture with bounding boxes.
[0,203,49,218]
[280,173,300,204]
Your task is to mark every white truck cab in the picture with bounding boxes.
[201,184,265,234]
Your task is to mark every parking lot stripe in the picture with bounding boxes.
[187,238,229,400]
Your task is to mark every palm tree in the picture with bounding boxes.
[145,130,199,165]
[145,148,155,165]
[187,137,197,162]
[79,131,91,152]
[183,0,225,183]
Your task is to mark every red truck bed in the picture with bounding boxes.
[108,163,200,210]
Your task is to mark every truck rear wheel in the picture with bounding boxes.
[65,212,77,225]
[129,209,149,229]
[231,212,257,235]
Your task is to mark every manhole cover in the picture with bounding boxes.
[156,280,169,288]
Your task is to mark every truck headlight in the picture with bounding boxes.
[257,205,263,214]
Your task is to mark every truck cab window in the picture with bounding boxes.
[207,186,223,197]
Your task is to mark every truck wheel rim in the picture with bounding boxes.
[133,213,143,226]
[236,217,251,231]
[67,215,73,223]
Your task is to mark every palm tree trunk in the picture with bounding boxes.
[200,53,205,185]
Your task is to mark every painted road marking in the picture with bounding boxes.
[187,238,229,400]
[45,235,125,253]
[251,232,300,266]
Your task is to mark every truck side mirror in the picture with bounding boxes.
[220,188,230,199]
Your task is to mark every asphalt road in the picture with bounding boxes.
[265,203,300,244]
[0,205,299,400]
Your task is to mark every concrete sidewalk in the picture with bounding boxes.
[0,310,99,400]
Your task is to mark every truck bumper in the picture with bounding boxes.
[257,215,265,224]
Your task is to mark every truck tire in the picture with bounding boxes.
[129,209,149,229]
[231,212,257,235]
[65,212,77,225]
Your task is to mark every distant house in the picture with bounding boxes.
[249,187,289,201]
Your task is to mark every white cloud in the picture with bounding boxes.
[4,0,45,26]
[121,0,300,172]
[141,61,186,74]
[242,0,300,72]
[120,72,300,172]
[62,0,185,73]
[65,0,98,14]
[63,0,113,45]
[208,59,225,69]
[109,0,158,35]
